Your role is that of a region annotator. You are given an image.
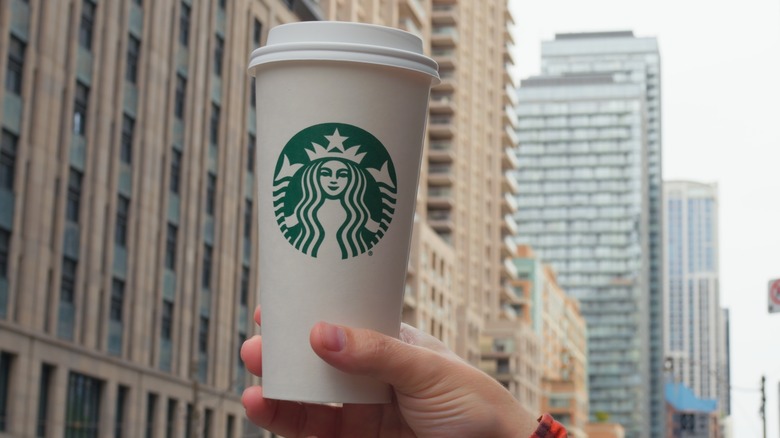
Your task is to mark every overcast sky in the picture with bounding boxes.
[508,0,780,434]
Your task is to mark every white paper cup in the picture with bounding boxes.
[248,21,439,404]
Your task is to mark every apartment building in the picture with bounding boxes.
[0,0,520,436]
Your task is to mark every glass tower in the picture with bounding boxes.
[514,74,651,437]
[539,31,664,437]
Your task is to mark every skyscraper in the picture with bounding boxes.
[539,32,665,437]
[663,180,730,419]
[514,72,651,437]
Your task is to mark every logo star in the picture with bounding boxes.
[324,129,349,152]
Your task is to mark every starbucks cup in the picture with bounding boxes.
[248,22,439,404]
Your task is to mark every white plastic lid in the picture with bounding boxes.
[249,21,440,82]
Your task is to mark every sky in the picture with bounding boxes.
[508,0,780,435]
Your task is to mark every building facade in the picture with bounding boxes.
[0,0,313,436]
[665,382,720,438]
[1,0,521,436]
[513,72,651,436]
[663,180,730,419]
[539,31,665,437]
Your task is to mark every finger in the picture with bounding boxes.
[242,386,340,437]
[399,323,455,357]
[254,305,261,327]
[310,322,456,396]
[240,335,263,377]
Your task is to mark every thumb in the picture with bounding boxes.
[309,322,453,396]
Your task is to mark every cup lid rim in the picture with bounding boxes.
[248,22,440,81]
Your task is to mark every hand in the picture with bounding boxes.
[241,306,540,437]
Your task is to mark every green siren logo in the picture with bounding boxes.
[273,123,397,259]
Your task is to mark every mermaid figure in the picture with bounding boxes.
[273,128,395,259]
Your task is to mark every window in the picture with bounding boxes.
[0,353,11,431]
[126,35,140,83]
[110,279,124,322]
[114,386,128,438]
[244,200,252,239]
[165,399,177,438]
[61,257,77,304]
[65,372,101,437]
[253,19,263,46]
[249,80,256,108]
[73,81,89,135]
[240,267,249,306]
[115,195,129,246]
[174,74,186,119]
[36,364,54,438]
[66,169,83,223]
[79,0,96,50]
[0,130,16,190]
[214,35,224,76]
[218,0,227,10]
[226,415,235,438]
[179,3,191,47]
[247,133,255,172]
[202,244,212,289]
[170,149,181,194]
[0,229,8,279]
[210,104,220,145]
[206,173,216,215]
[161,299,173,340]
[120,115,134,164]
[185,404,193,438]
[203,408,213,438]
[145,393,157,438]
[5,35,24,94]
[165,224,177,270]
[198,316,209,353]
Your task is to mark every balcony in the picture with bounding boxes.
[503,43,516,64]
[503,105,519,130]
[404,284,417,309]
[504,6,516,26]
[502,214,518,236]
[501,282,525,306]
[428,141,455,163]
[435,69,457,92]
[428,210,454,233]
[432,3,457,25]
[501,235,518,257]
[502,147,519,171]
[428,163,455,186]
[501,303,518,321]
[431,25,458,47]
[430,92,456,114]
[432,48,457,69]
[427,187,454,209]
[502,171,520,195]
[400,0,426,24]
[502,258,519,280]
[501,192,519,215]
[400,17,423,40]
[504,23,515,45]
[428,115,455,139]
[503,124,519,147]
[503,83,519,107]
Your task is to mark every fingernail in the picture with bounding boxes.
[320,323,346,352]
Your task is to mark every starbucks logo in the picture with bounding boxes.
[273,123,397,259]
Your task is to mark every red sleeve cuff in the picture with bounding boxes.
[529,414,568,438]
